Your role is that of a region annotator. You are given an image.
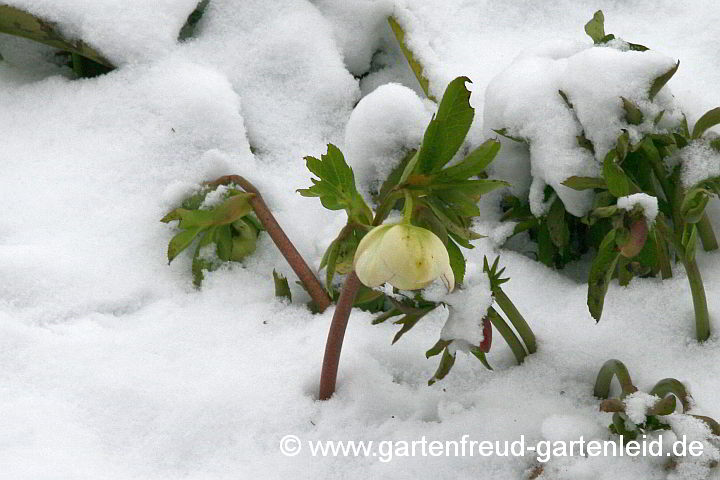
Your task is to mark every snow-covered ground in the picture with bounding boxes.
[2,1,720,478]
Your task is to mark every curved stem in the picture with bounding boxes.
[319,272,362,400]
[650,378,691,411]
[594,359,637,399]
[487,307,527,365]
[207,175,331,313]
[493,288,536,354]
[402,190,414,224]
[697,212,719,252]
[683,257,711,342]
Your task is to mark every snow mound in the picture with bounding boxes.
[679,138,720,189]
[344,83,434,195]
[484,40,681,217]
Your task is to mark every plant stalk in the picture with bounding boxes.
[696,212,719,251]
[683,257,711,342]
[207,175,331,312]
[319,271,362,400]
[594,359,637,398]
[493,288,536,354]
[487,307,527,364]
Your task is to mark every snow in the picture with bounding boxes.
[680,138,720,189]
[483,39,681,217]
[617,193,659,225]
[344,82,433,194]
[439,266,493,348]
[3,0,202,65]
[623,391,659,424]
[2,1,720,479]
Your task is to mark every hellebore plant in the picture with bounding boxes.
[594,359,720,443]
[162,175,331,312]
[300,76,535,399]
[497,11,720,342]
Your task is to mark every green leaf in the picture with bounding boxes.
[424,179,509,196]
[215,225,233,261]
[588,229,621,321]
[161,208,184,223]
[603,151,630,197]
[298,144,373,224]
[681,188,710,224]
[0,5,113,67]
[446,239,466,286]
[649,61,679,101]
[273,270,292,301]
[621,97,644,125]
[436,139,501,181]
[562,176,607,191]
[470,348,493,370]
[547,198,570,248]
[427,347,456,386]
[558,90,573,109]
[536,221,556,267]
[392,309,433,344]
[616,130,630,161]
[584,10,606,44]
[209,193,255,226]
[691,107,720,139]
[426,338,453,358]
[387,17,435,102]
[168,227,202,263]
[417,76,475,173]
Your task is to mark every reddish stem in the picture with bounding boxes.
[318,271,362,400]
[207,175,331,313]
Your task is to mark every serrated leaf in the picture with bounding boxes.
[547,198,570,248]
[177,209,216,229]
[427,347,456,385]
[417,76,475,173]
[446,239,466,286]
[616,130,630,161]
[628,42,649,52]
[691,107,720,139]
[603,151,630,197]
[577,132,595,153]
[298,144,373,224]
[621,97,644,125]
[585,10,606,44]
[649,61,679,101]
[273,270,292,301]
[168,227,202,263]
[436,139,501,181]
[470,348,493,370]
[424,179,509,196]
[562,176,607,191]
[588,229,621,321]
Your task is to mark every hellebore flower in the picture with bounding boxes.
[353,223,454,291]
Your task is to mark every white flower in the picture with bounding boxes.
[353,223,455,292]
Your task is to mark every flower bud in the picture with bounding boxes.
[353,223,455,292]
[618,219,648,258]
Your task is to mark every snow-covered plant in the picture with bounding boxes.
[161,175,332,312]
[161,183,261,286]
[489,11,720,341]
[303,77,534,398]
[594,359,720,455]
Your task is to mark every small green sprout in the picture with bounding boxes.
[594,359,720,443]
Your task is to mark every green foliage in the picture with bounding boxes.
[273,270,292,301]
[302,77,534,385]
[387,16,436,102]
[162,185,261,286]
[298,144,373,225]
